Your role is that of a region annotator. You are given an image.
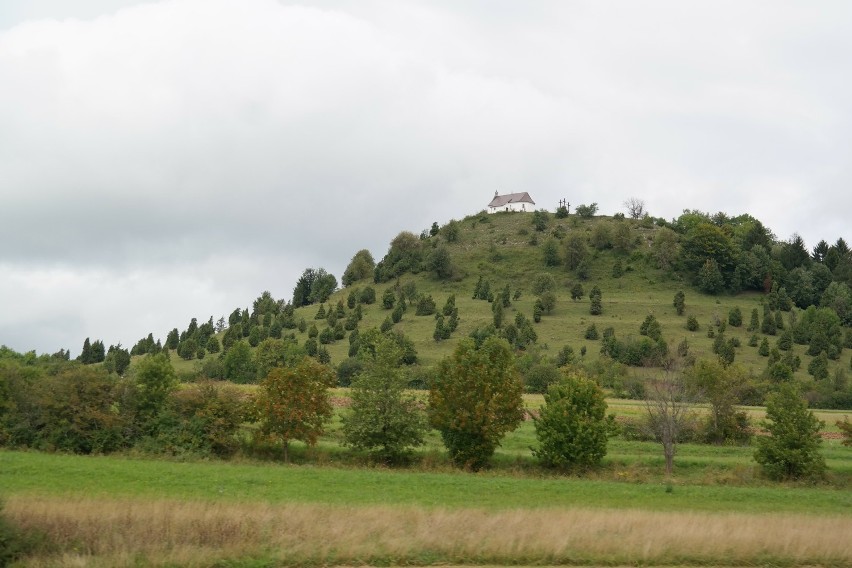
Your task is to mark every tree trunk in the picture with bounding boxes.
[664,441,674,477]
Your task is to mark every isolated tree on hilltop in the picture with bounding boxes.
[342,249,376,287]
[624,197,646,220]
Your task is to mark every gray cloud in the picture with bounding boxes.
[2,0,852,353]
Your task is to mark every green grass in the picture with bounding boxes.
[2,449,851,515]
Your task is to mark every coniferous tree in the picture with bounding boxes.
[382,288,396,309]
[542,238,560,267]
[748,308,760,332]
[673,291,685,316]
[686,314,699,331]
[78,337,93,364]
[754,384,825,480]
[589,286,603,316]
[728,307,742,327]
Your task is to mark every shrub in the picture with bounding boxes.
[524,363,561,394]
[575,203,598,218]
[533,370,611,469]
[157,382,246,458]
[532,274,556,295]
[359,286,377,305]
[555,345,576,367]
[415,295,436,316]
[0,500,42,566]
[639,314,662,341]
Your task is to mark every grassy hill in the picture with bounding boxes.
[273,210,841,387]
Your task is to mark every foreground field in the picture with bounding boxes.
[2,450,852,567]
[6,495,852,568]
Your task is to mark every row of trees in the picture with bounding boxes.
[2,333,841,481]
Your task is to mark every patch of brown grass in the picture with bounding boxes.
[7,495,851,567]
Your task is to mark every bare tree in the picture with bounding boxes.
[644,368,695,477]
[624,197,646,220]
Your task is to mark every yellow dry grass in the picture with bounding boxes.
[7,495,852,567]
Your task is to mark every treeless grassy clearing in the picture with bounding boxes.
[8,495,852,567]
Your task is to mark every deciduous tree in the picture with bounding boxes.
[429,337,524,470]
[254,357,336,462]
[342,337,427,463]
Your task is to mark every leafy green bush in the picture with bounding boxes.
[429,337,524,470]
[533,370,612,469]
[523,363,560,394]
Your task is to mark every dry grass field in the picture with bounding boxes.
[7,495,852,567]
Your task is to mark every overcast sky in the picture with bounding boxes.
[2,0,852,356]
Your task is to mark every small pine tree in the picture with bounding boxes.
[542,238,560,267]
[673,291,685,316]
[585,324,599,340]
[686,314,699,331]
[555,345,576,367]
[570,282,584,301]
[728,307,742,327]
[382,288,396,309]
[758,337,770,356]
[808,352,829,381]
[415,295,436,316]
[754,384,825,480]
[443,294,457,316]
[775,310,785,330]
[391,303,404,323]
[748,308,760,332]
[777,330,793,351]
[761,307,777,336]
[433,315,446,341]
[493,301,505,328]
[589,286,603,316]
[639,315,662,341]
